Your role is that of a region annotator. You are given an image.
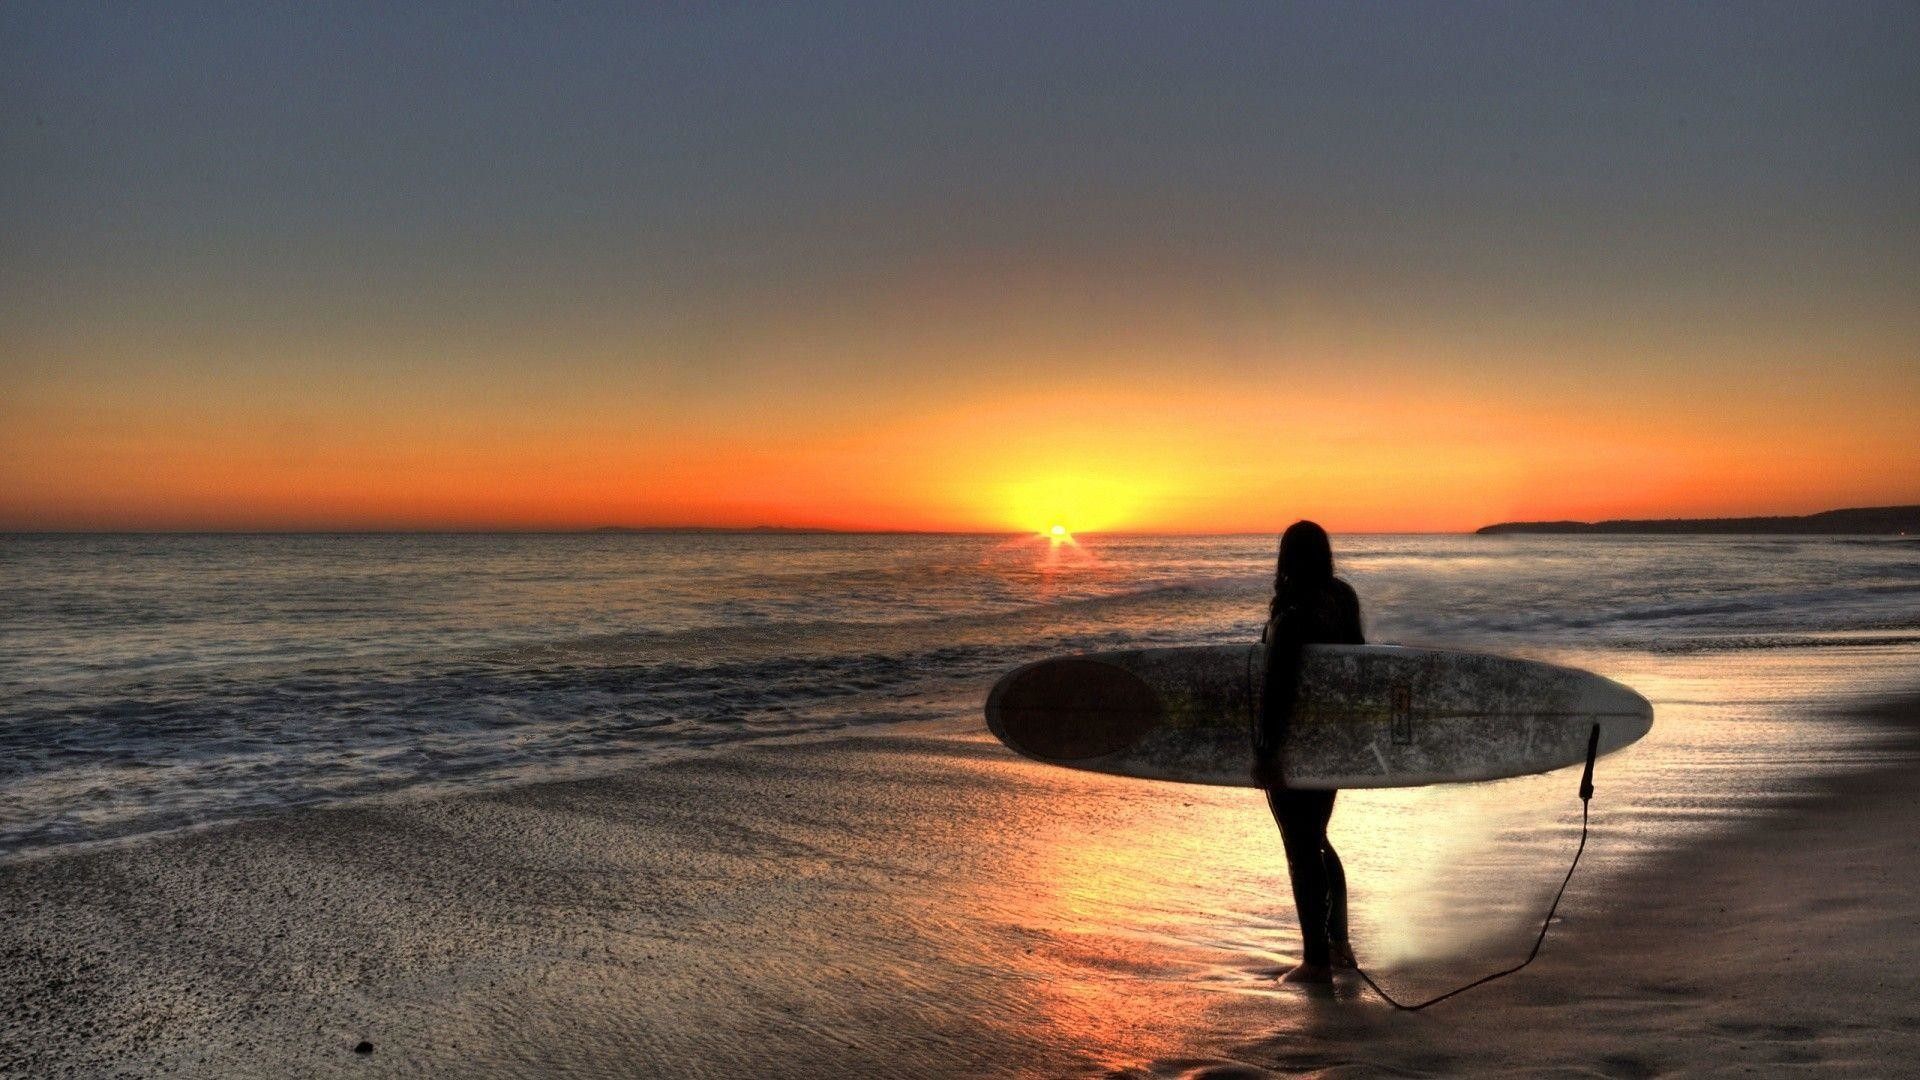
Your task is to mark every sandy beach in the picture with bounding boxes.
[1182,692,1920,1079]
[9,2,1918,1074]
[3,689,1916,1079]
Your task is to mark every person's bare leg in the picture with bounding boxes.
[1270,789,1336,983]
[1324,839,1354,968]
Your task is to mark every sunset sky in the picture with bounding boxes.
[3,3,1916,533]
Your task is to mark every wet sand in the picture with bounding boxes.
[1170,692,1920,1078]
[4,696,1917,1078]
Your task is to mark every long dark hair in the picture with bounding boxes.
[1270,519,1334,619]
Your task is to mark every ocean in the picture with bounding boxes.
[4,531,1917,878]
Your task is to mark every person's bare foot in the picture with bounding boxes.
[1279,962,1334,985]
[1328,942,1357,969]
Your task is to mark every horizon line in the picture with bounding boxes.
[0,527,1473,538]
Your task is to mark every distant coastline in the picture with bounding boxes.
[1477,505,1919,536]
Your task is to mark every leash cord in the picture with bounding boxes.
[1348,724,1600,1012]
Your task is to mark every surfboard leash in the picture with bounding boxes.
[1347,723,1600,1012]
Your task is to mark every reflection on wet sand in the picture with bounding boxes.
[952,640,1920,1074]
[2,670,1914,1077]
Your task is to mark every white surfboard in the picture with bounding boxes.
[984,644,1652,789]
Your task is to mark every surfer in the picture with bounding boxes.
[1254,520,1363,985]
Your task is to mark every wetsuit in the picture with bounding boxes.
[1257,577,1363,969]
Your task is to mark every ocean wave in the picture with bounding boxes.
[6,532,1919,859]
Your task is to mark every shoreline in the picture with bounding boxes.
[0,714,971,872]
[4,691,1917,1077]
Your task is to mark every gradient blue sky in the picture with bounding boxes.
[3,3,1915,530]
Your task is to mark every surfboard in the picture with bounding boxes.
[984,644,1652,789]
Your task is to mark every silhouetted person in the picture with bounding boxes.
[1254,520,1362,985]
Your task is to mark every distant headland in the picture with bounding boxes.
[1477,505,1919,536]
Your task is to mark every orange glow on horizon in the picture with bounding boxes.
[2,361,1914,534]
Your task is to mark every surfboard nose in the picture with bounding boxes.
[1584,675,1655,755]
[985,656,1163,763]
